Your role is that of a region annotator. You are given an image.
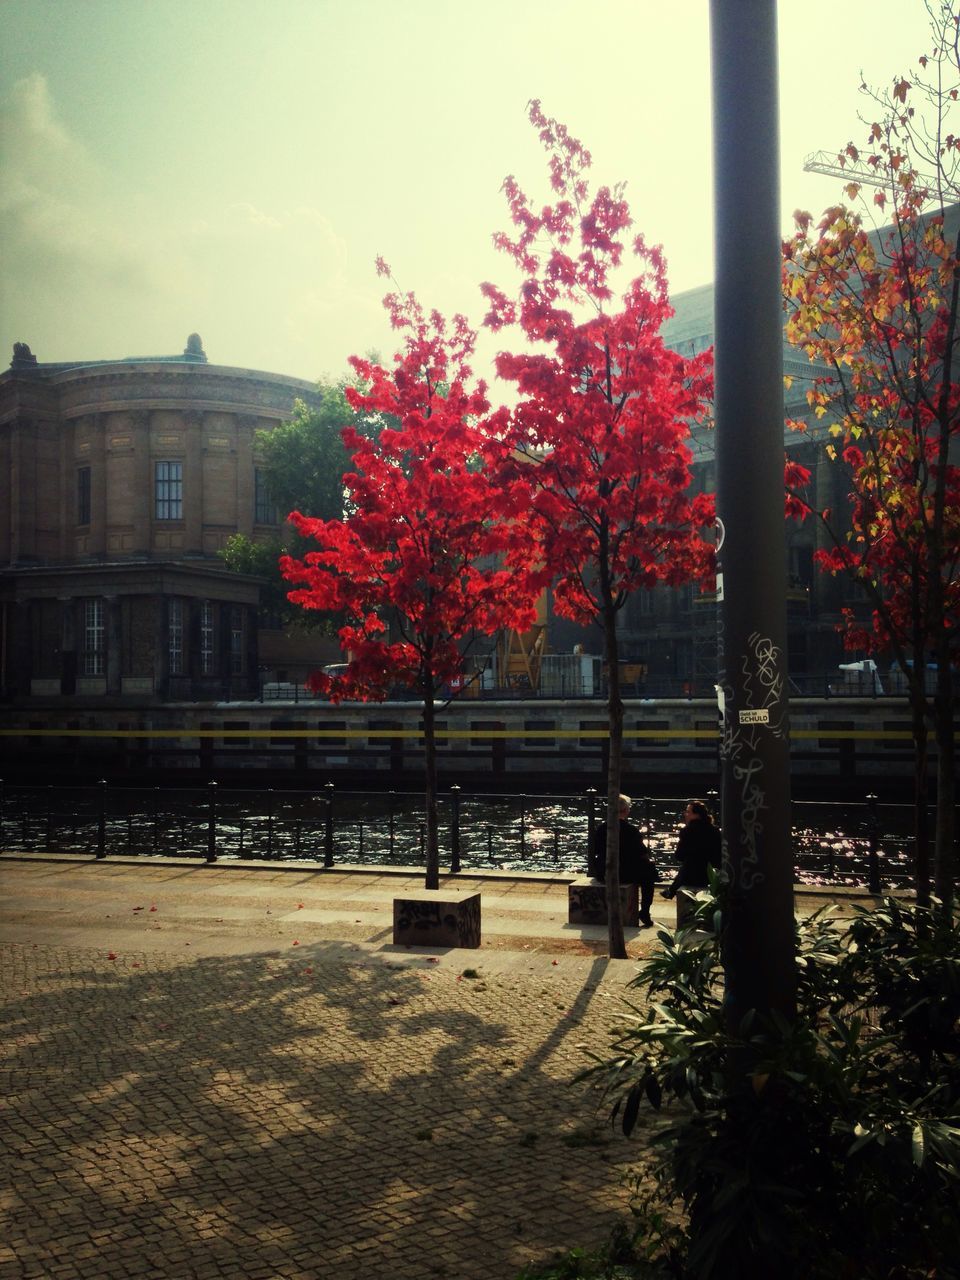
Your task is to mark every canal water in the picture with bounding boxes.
[4,784,917,888]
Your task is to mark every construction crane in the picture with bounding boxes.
[496,589,548,691]
[803,150,938,190]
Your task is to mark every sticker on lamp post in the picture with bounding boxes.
[739,708,770,725]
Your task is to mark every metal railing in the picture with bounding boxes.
[256,673,906,702]
[0,779,920,890]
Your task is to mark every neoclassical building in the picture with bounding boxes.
[0,336,322,703]
[0,317,889,712]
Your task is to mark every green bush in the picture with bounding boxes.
[582,892,960,1280]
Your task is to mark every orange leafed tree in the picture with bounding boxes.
[783,3,959,904]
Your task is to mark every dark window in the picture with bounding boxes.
[259,604,284,631]
[155,461,183,520]
[254,469,278,525]
[168,599,184,675]
[229,607,245,675]
[200,601,215,675]
[77,467,91,526]
[81,598,105,676]
[788,544,814,589]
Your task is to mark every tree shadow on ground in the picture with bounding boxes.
[0,940,642,1280]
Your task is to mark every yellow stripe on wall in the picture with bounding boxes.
[0,727,916,741]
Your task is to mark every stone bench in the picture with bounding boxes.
[393,891,481,948]
[567,879,639,927]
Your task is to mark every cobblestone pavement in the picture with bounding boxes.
[0,858,658,1279]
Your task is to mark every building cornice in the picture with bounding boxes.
[0,360,319,421]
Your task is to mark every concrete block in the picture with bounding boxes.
[568,879,639,927]
[393,891,481,948]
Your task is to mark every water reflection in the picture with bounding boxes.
[4,785,917,888]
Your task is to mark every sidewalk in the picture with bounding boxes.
[1,855,653,1280]
[0,854,892,1280]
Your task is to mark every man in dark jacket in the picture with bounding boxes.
[590,794,657,927]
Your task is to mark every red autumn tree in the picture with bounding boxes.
[783,7,959,904]
[484,103,716,958]
[281,271,538,890]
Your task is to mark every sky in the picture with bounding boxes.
[0,0,941,388]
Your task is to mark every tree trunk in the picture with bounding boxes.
[933,658,956,908]
[908,679,931,906]
[602,596,627,961]
[422,676,440,891]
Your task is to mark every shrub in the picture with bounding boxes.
[582,892,960,1280]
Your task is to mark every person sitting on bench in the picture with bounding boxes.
[589,794,656,928]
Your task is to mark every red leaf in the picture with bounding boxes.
[281,284,544,720]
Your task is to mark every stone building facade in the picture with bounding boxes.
[0,309,891,710]
[0,337,321,704]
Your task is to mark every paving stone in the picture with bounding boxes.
[0,859,675,1278]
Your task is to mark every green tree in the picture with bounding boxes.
[221,380,383,628]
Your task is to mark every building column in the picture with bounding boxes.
[131,410,152,555]
[182,410,203,553]
[58,420,72,561]
[245,603,259,697]
[10,418,37,562]
[236,415,258,537]
[90,415,108,557]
